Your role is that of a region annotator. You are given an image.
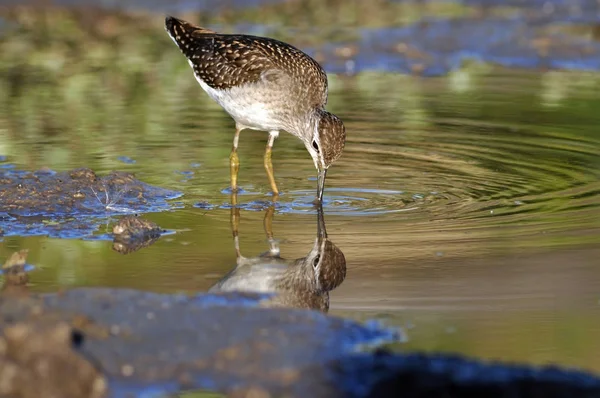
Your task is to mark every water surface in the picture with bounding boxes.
[1,3,600,376]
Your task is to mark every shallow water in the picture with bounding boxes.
[1,2,600,378]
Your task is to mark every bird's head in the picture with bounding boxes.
[303,110,346,201]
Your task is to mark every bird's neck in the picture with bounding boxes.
[287,108,322,140]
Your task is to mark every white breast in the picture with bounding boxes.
[190,62,280,132]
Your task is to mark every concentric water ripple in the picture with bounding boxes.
[230,123,600,223]
[184,72,600,257]
[200,113,599,241]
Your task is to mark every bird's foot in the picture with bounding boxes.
[221,186,246,195]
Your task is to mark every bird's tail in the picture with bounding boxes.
[164,16,215,51]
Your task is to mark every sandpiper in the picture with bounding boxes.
[164,16,346,202]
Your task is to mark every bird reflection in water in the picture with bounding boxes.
[209,194,346,312]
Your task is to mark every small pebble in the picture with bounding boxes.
[121,364,135,377]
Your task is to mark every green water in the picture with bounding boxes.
[1,7,600,375]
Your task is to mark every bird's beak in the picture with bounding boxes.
[316,167,327,203]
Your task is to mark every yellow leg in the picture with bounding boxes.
[229,127,241,192]
[264,132,279,197]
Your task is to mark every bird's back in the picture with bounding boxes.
[165,17,328,111]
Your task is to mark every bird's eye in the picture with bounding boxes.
[312,140,320,152]
[312,255,320,267]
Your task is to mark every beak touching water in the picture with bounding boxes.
[316,167,327,203]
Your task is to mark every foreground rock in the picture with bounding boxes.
[0,287,598,398]
[0,321,107,398]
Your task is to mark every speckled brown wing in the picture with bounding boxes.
[165,16,329,106]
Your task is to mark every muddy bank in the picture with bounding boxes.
[0,167,180,217]
[0,167,180,239]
